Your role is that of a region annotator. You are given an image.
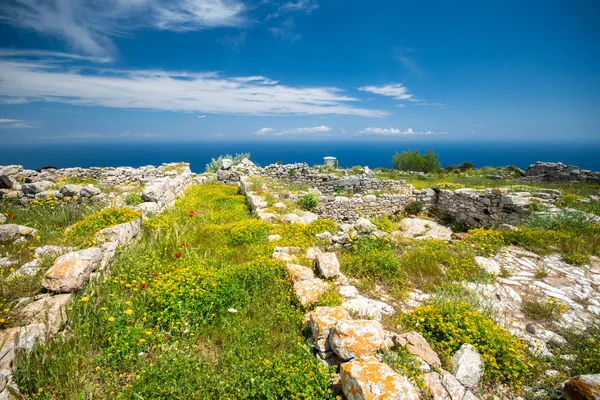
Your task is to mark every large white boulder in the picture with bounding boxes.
[452,344,484,389]
[316,252,341,278]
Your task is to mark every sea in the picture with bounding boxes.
[1,140,599,173]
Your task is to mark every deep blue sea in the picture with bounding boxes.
[1,140,599,173]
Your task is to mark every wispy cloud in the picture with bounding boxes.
[394,47,424,77]
[254,125,331,136]
[0,0,246,56]
[0,118,38,128]
[0,60,385,117]
[267,0,318,19]
[358,83,413,101]
[218,32,246,51]
[270,18,302,43]
[358,127,446,136]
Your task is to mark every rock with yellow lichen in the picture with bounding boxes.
[330,320,385,361]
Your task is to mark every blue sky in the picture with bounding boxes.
[0,0,598,144]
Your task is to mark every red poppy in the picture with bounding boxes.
[174,265,179,269]
[11,215,16,220]
[285,279,290,284]
[174,253,182,258]
[153,272,158,277]
[182,243,189,247]
[188,210,195,217]
[140,283,147,289]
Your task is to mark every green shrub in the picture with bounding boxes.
[526,210,596,231]
[297,193,318,211]
[404,200,424,215]
[400,302,528,388]
[334,187,345,196]
[392,149,441,173]
[124,193,143,206]
[521,296,567,323]
[205,153,251,173]
[466,228,505,256]
[288,168,296,176]
[64,207,141,247]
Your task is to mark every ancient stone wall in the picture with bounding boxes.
[522,161,600,184]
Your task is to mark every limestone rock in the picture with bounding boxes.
[272,251,296,262]
[283,213,302,224]
[21,181,53,195]
[59,184,83,197]
[474,256,501,275]
[42,248,104,292]
[8,259,41,278]
[317,252,341,278]
[452,344,484,389]
[285,263,315,282]
[293,278,328,307]
[221,159,233,170]
[425,369,470,400]
[341,295,395,320]
[397,218,453,241]
[330,320,385,360]
[95,218,141,246]
[22,293,72,333]
[0,175,12,189]
[301,212,319,224]
[562,374,600,400]
[308,306,351,352]
[80,185,102,197]
[338,285,360,298]
[354,217,377,234]
[0,225,20,242]
[306,246,322,260]
[340,356,420,400]
[394,331,441,369]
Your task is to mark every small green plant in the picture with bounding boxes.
[522,296,567,323]
[334,187,345,196]
[124,193,143,206]
[297,193,318,211]
[404,200,424,215]
[288,168,296,176]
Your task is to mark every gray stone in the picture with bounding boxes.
[80,186,102,197]
[316,252,340,278]
[341,295,394,320]
[0,225,20,242]
[21,181,53,195]
[354,217,377,234]
[0,176,12,189]
[59,184,84,197]
[221,159,233,169]
[42,248,104,292]
[22,293,72,333]
[452,344,484,389]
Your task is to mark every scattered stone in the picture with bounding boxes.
[397,218,453,241]
[562,374,600,400]
[42,248,104,292]
[59,184,83,197]
[316,252,341,278]
[394,331,441,369]
[425,369,471,400]
[21,181,53,195]
[338,285,360,298]
[329,320,385,360]
[80,186,102,197]
[354,217,377,234]
[475,256,501,275]
[221,159,233,170]
[308,306,351,351]
[293,278,328,307]
[452,344,484,389]
[301,212,319,224]
[283,213,302,224]
[0,175,12,189]
[316,231,333,241]
[8,259,41,278]
[306,246,322,260]
[285,263,315,282]
[340,356,420,400]
[0,225,20,242]
[342,295,395,320]
[272,251,296,262]
[526,323,537,335]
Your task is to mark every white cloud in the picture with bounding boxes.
[254,125,331,136]
[0,60,385,117]
[0,118,37,128]
[269,18,302,43]
[358,127,446,136]
[255,127,274,135]
[358,83,413,101]
[267,0,318,19]
[0,0,246,56]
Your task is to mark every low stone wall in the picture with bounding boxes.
[261,163,405,194]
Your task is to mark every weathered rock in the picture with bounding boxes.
[452,344,484,389]
[317,252,341,278]
[22,294,72,333]
[42,248,104,292]
[562,374,600,400]
[0,225,20,242]
[221,159,233,170]
[330,320,385,360]
[301,212,319,224]
[80,186,102,197]
[475,256,501,275]
[21,181,53,195]
[341,295,395,320]
[308,306,351,352]
[340,356,420,400]
[293,279,328,307]
[425,369,470,400]
[283,213,302,224]
[354,217,377,234]
[338,285,360,298]
[95,218,141,246]
[285,263,315,282]
[0,176,12,189]
[272,251,296,262]
[8,259,41,278]
[306,246,322,260]
[397,218,453,241]
[59,184,83,197]
[0,324,47,371]
[394,331,441,369]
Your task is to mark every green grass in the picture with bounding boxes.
[13,184,335,399]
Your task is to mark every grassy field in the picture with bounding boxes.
[14,184,336,399]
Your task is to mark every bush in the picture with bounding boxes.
[124,193,143,206]
[521,296,567,323]
[64,207,141,247]
[205,153,251,173]
[404,200,424,215]
[466,228,505,256]
[297,193,318,211]
[392,149,441,173]
[400,302,528,388]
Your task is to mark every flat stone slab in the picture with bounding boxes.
[308,306,351,352]
[42,248,104,293]
[396,218,453,241]
[340,356,420,400]
[293,278,328,307]
[330,320,385,361]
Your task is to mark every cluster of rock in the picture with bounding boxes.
[215,158,262,185]
[523,162,600,184]
[0,163,197,399]
[261,162,407,195]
